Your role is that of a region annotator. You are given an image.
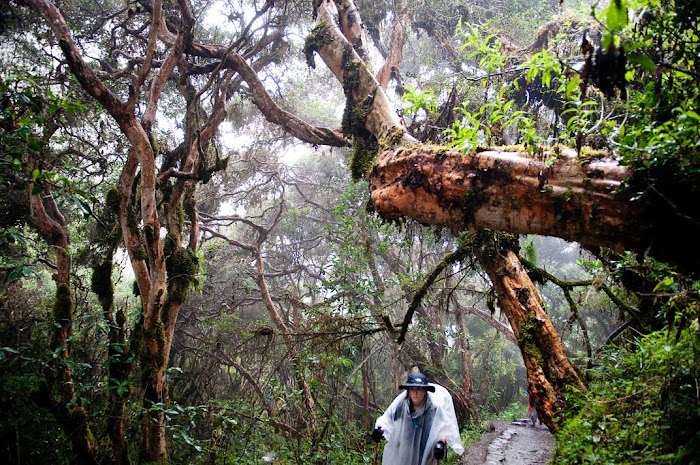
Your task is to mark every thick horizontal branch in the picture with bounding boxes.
[368,146,700,271]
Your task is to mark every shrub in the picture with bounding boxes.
[552,322,700,464]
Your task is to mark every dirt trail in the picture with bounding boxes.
[459,419,555,465]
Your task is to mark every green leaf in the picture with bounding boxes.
[6,265,38,281]
[542,69,551,88]
[627,52,655,72]
[72,195,92,218]
[606,0,628,32]
[565,77,579,99]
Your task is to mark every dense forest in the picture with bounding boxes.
[0,0,698,463]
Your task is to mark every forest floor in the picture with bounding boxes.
[459,419,555,465]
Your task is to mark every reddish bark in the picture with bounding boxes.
[368,146,699,272]
[473,231,587,431]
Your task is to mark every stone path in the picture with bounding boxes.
[483,420,554,465]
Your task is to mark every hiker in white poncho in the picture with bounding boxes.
[372,373,464,465]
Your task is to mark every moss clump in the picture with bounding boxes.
[53,283,73,324]
[132,244,147,261]
[198,156,229,184]
[379,127,405,151]
[105,189,121,215]
[165,247,199,304]
[126,204,139,234]
[183,195,196,219]
[342,93,373,138]
[91,260,114,312]
[477,144,525,153]
[106,223,122,249]
[155,319,167,368]
[561,187,575,203]
[340,46,372,136]
[148,131,160,157]
[165,247,198,282]
[163,234,177,259]
[140,320,168,387]
[349,143,377,180]
[341,55,363,95]
[578,146,611,161]
[519,311,546,367]
[474,229,520,258]
[303,21,331,69]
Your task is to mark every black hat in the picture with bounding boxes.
[399,373,435,392]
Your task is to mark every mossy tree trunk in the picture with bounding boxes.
[92,255,134,465]
[310,0,587,428]
[473,231,587,431]
[28,181,100,465]
[23,0,201,461]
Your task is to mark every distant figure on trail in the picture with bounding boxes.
[372,372,464,464]
[527,390,541,427]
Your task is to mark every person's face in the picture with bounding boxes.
[408,387,427,406]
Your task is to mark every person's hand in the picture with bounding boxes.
[371,426,383,443]
[433,440,446,460]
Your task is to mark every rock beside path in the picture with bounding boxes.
[459,419,555,465]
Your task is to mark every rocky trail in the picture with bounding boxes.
[459,419,555,465]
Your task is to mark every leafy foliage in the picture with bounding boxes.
[553,322,700,464]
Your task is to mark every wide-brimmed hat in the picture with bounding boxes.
[399,373,435,392]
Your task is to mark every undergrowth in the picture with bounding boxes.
[552,321,700,464]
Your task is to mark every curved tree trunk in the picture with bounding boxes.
[311,0,590,430]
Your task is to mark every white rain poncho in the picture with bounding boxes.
[375,383,464,465]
